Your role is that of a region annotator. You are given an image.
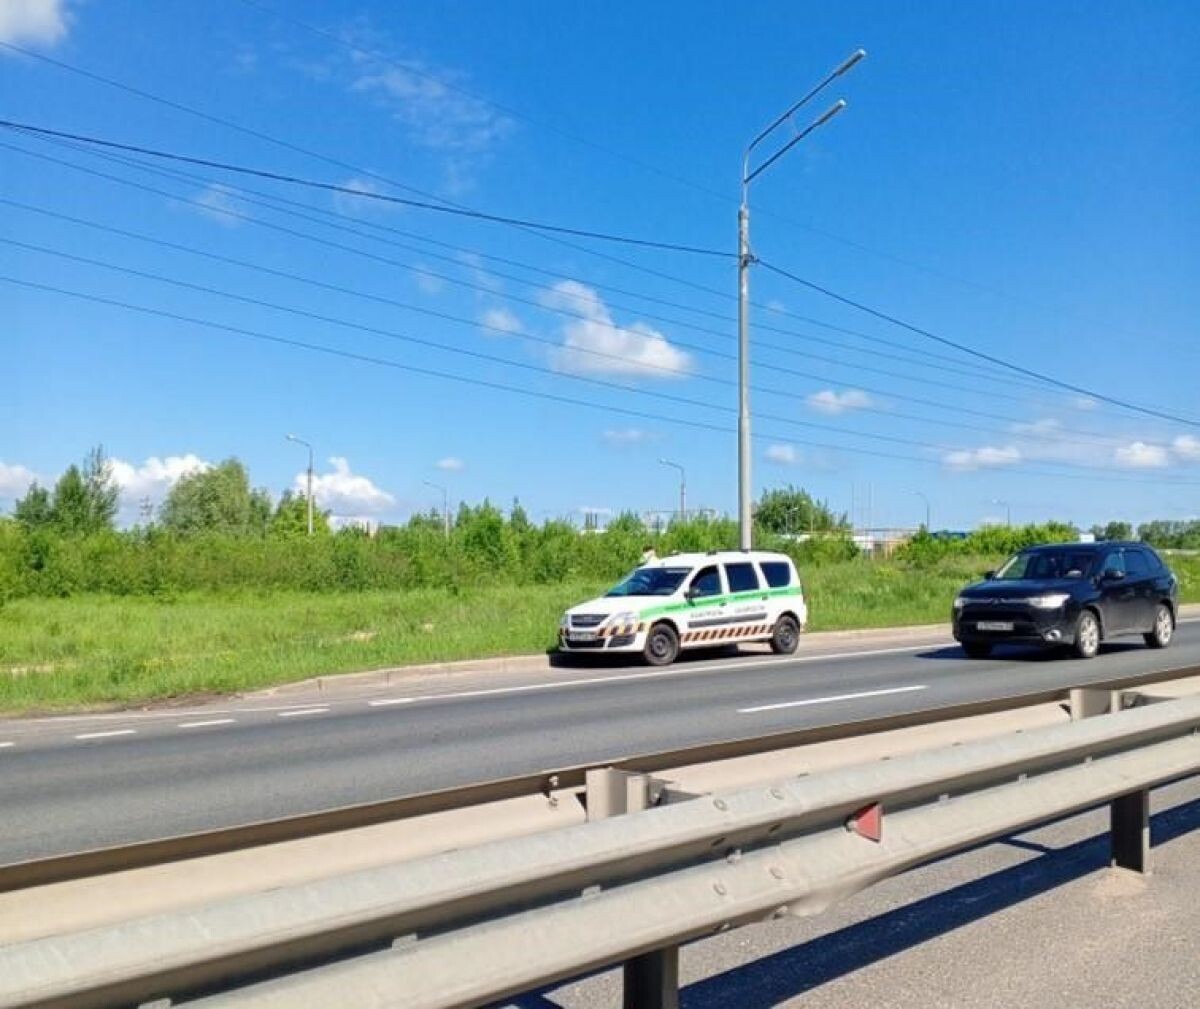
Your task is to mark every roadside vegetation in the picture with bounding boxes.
[3,448,1197,713]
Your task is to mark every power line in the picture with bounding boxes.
[0,119,733,258]
[11,129,1045,397]
[1,140,1157,444]
[8,272,1199,488]
[3,198,1153,452]
[758,259,1200,430]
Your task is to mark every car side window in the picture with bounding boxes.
[690,566,722,598]
[760,561,792,588]
[1103,551,1126,576]
[725,562,761,593]
[1124,550,1150,578]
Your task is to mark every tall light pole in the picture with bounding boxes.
[912,490,931,530]
[658,458,686,523]
[425,480,449,539]
[991,498,1012,527]
[285,433,314,536]
[738,49,866,551]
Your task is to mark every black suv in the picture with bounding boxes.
[952,542,1177,659]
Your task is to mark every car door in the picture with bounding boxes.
[1097,549,1135,633]
[683,564,727,638]
[722,561,769,631]
[1121,549,1155,630]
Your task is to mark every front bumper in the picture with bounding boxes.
[953,603,1078,647]
[558,625,647,654]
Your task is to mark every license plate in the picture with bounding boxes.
[976,621,1014,632]
[568,630,598,642]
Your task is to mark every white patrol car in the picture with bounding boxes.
[559,550,807,666]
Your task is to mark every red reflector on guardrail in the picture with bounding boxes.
[847,802,883,842]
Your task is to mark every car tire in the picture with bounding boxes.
[1144,604,1174,649]
[643,622,680,667]
[1072,609,1101,659]
[769,614,801,655]
[963,642,992,659]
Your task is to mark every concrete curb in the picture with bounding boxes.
[257,602,1200,699]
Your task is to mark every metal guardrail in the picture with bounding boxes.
[3,661,1197,894]
[2,691,1199,1009]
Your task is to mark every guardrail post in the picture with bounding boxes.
[1066,688,1151,873]
[585,768,679,1009]
[1110,789,1150,874]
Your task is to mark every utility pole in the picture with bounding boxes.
[992,499,1012,527]
[286,433,315,536]
[912,490,931,530]
[658,458,686,524]
[738,49,865,551]
[425,481,449,539]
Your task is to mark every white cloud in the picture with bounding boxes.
[332,177,390,217]
[764,443,800,465]
[193,184,242,227]
[350,59,515,155]
[108,454,211,504]
[942,445,1022,471]
[413,265,446,296]
[806,389,873,415]
[1173,435,1200,462]
[1011,417,1063,438]
[541,280,692,379]
[479,306,522,336]
[435,457,465,472]
[305,457,395,515]
[602,428,655,447]
[1072,396,1100,411]
[458,251,503,293]
[0,0,68,47]
[1113,441,1169,469]
[0,461,40,498]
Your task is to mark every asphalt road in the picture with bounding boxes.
[2,623,1199,864]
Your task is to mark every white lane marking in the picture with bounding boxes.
[0,741,13,748]
[277,707,329,718]
[367,698,416,707]
[74,729,137,740]
[401,643,937,705]
[22,701,356,726]
[737,684,929,714]
[178,718,236,729]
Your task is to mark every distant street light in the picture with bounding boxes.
[991,498,1012,527]
[737,49,866,551]
[658,458,687,523]
[424,480,450,539]
[285,433,314,536]
[911,490,931,531]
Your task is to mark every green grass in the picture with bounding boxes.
[3,553,1199,713]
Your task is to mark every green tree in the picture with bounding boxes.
[14,482,53,528]
[48,446,119,535]
[1091,521,1133,542]
[510,498,531,534]
[270,490,331,538]
[754,486,847,535]
[160,459,272,536]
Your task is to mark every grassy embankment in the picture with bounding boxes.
[3,554,1199,713]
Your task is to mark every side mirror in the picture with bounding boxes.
[983,570,995,581]
[684,585,699,601]
[1102,568,1125,582]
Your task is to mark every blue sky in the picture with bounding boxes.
[4,0,1198,530]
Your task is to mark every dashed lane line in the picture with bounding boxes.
[178,719,236,729]
[74,729,137,740]
[367,698,416,707]
[737,684,929,714]
[277,708,329,718]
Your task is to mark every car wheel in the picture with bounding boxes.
[963,642,992,659]
[1072,609,1100,659]
[769,614,801,655]
[643,622,680,667]
[1144,604,1174,649]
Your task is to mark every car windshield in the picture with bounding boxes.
[606,566,691,597]
[994,549,1096,580]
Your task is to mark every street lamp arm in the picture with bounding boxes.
[744,100,847,186]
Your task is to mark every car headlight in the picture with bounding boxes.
[560,613,571,628]
[608,611,637,625]
[1027,593,1070,609]
[953,596,969,611]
